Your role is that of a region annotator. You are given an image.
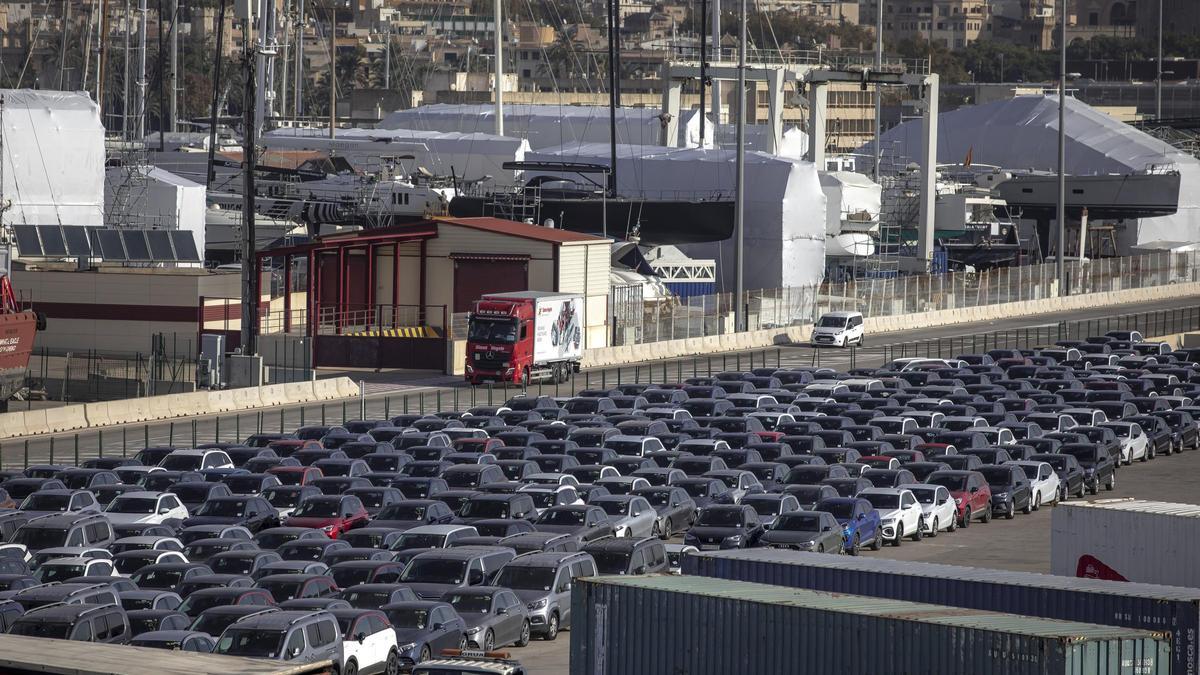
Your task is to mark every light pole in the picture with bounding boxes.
[1156,0,1163,120]
[1056,0,1066,296]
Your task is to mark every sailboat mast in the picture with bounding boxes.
[733,0,745,330]
[169,0,177,131]
[205,0,226,188]
[606,0,617,195]
[493,0,503,135]
[135,0,148,139]
[294,0,303,117]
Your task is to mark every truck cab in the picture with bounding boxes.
[465,292,583,386]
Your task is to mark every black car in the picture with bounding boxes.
[1126,415,1173,458]
[1152,410,1199,452]
[180,496,279,533]
[1057,443,1117,494]
[683,505,764,551]
[1029,453,1087,500]
[976,464,1033,519]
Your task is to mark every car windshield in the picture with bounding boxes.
[744,499,783,516]
[401,559,466,584]
[468,318,517,344]
[10,621,72,639]
[909,489,939,505]
[196,500,246,517]
[862,493,900,509]
[214,628,283,658]
[172,484,216,501]
[380,505,426,521]
[385,608,428,630]
[818,315,848,328]
[606,441,643,455]
[159,455,204,470]
[354,492,389,508]
[211,557,254,575]
[537,509,587,525]
[343,591,391,608]
[115,556,156,574]
[819,501,856,520]
[21,494,70,511]
[678,483,712,498]
[696,510,742,527]
[461,501,509,518]
[12,528,68,550]
[774,514,822,531]
[37,563,86,583]
[596,501,629,516]
[445,593,492,614]
[564,400,601,414]
[978,468,1014,486]
[926,475,969,491]
[527,492,561,508]
[257,579,304,601]
[495,566,556,591]
[108,497,159,514]
[133,569,182,588]
[292,500,341,518]
[265,490,305,508]
[394,534,445,550]
[640,491,673,507]
[590,551,632,575]
[1041,456,1068,470]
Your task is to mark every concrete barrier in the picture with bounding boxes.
[336,379,360,399]
[84,402,114,428]
[43,406,86,433]
[0,411,30,439]
[257,385,287,408]
[311,379,341,401]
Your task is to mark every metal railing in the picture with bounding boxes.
[314,304,448,336]
[613,251,1200,347]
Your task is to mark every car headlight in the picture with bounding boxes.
[799,541,815,549]
[322,525,336,533]
[955,498,963,505]
[528,598,548,610]
[399,643,417,652]
[993,493,1007,500]
[881,518,895,526]
[723,535,743,544]
[465,627,482,634]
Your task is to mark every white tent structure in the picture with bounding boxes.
[865,95,1200,248]
[524,142,827,290]
[819,171,882,258]
[1,90,104,227]
[380,103,713,150]
[105,166,207,257]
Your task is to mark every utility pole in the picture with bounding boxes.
[206,0,227,188]
[698,0,707,144]
[98,0,110,118]
[873,0,883,180]
[58,0,71,89]
[1056,0,1066,296]
[1156,0,1163,120]
[711,0,720,126]
[157,0,165,149]
[279,0,290,119]
[122,0,131,139]
[606,0,617,195]
[733,0,746,331]
[241,9,258,356]
[294,0,304,118]
[169,0,177,131]
[135,0,148,140]
[327,2,335,139]
[493,0,503,135]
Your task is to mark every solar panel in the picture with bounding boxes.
[122,230,151,261]
[146,230,175,261]
[13,225,42,257]
[39,226,67,256]
[169,231,201,261]
[62,227,92,256]
[96,229,127,261]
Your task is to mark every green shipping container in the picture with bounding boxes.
[571,576,1171,675]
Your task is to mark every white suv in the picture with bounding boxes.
[899,483,957,536]
[157,449,233,471]
[810,311,864,348]
[859,488,924,545]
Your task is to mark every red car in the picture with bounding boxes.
[752,431,785,444]
[267,466,325,486]
[283,494,370,538]
[925,469,993,527]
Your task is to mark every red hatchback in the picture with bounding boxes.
[925,469,992,527]
[752,431,785,444]
[283,495,370,538]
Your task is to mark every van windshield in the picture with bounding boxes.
[401,558,466,584]
[468,318,517,344]
[494,566,555,591]
[590,551,632,575]
[10,621,71,639]
[12,527,68,550]
[214,628,284,658]
[21,494,71,511]
[818,315,849,328]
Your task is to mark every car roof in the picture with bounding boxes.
[230,609,329,630]
[857,487,908,496]
[501,551,584,566]
[400,524,472,535]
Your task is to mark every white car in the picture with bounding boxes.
[900,484,957,536]
[517,485,584,515]
[810,311,865,347]
[859,488,924,545]
[157,449,233,471]
[339,608,400,675]
[104,491,189,525]
[1101,421,1149,464]
[1010,461,1061,509]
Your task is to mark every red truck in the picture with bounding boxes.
[465,291,583,386]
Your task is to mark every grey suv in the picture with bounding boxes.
[214,609,343,668]
[492,551,596,640]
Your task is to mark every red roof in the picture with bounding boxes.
[433,216,607,244]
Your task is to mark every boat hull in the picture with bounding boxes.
[997,173,1181,219]
[0,311,37,408]
[448,195,735,245]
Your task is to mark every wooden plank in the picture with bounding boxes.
[0,635,334,675]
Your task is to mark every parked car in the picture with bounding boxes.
[682,505,764,551]
[976,464,1034,519]
[439,587,530,651]
[898,483,958,536]
[813,497,881,555]
[924,470,993,527]
[857,488,925,545]
[756,510,844,553]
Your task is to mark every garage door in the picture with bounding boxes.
[452,256,529,313]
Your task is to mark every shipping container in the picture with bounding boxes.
[683,548,1200,675]
[571,575,1170,675]
[1052,499,1200,588]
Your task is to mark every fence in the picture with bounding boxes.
[614,251,1200,346]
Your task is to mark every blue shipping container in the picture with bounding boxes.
[683,549,1200,675]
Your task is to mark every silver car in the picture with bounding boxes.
[441,586,531,650]
[588,495,656,538]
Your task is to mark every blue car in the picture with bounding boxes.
[814,497,882,555]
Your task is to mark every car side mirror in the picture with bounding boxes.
[969,486,978,493]
[356,632,366,643]
[469,570,485,585]
[496,607,508,615]
[290,647,303,658]
[431,622,444,631]
[821,525,832,532]
[634,565,647,574]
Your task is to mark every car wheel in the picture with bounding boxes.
[869,531,882,551]
[928,517,939,537]
[385,650,401,675]
[892,523,903,546]
[516,620,531,647]
[1088,480,1099,495]
[910,519,923,541]
[1032,493,1041,512]
[960,507,971,528]
[344,660,358,675]
[848,534,860,556]
[981,505,992,524]
[419,646,431,663]
[1075,482,1086,499]
[817,543,825,553]
[544,612,560,641]
[1005,501,1016,519]
[946,515,956,532]
[1107,472,1116,491]
[483,629,495,652]
[651,520,662,538]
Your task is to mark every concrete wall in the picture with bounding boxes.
[14,267,241,355]
[582,281,1200,368]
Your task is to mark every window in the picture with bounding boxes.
[285,630,306,658]
[107,615,125,638]
[95,614,115,640]
[364,614,387,634]
[72,620,94,642]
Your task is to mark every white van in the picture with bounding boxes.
[810,311,864,347]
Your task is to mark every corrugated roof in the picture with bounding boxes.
[584,576,1167,641]
[1067,498,1200,518]
[433,216,608,245]
[686,549,1200,602]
